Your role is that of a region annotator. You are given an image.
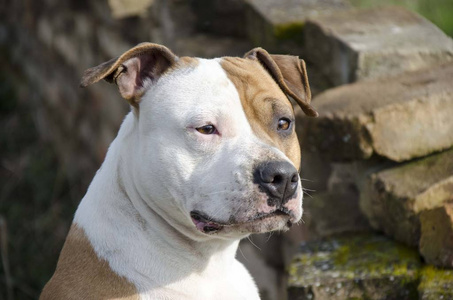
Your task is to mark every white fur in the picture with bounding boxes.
[74,58,303,299]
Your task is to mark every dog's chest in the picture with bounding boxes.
[76,194,260,300]
[136,260,260,300]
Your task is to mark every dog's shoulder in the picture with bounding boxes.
[40,225,139,300]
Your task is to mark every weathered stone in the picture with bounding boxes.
[237,238,283,300]
[418,265,453,300]
[296,116,333,192]
[305,191,371,238]
[96,26,133,59]
[360,149,453,247]
[297,148,391,239]
[299,149,332,193]
[174,34,252,58]
[420,202,453,268]
[108,0,155,19]
[244,0,350,51]
[288,234,421,300]
[303,6,453,87]
[190,0,246,37]
[327,159,395,194]
[302,62,453,162]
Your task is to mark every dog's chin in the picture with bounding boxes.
[190,210,294,236]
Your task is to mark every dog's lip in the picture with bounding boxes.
[190,211,224,233]
[190,209,292,234]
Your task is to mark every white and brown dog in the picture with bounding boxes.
[40,43,317,300]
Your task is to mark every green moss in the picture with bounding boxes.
[289,234,421,285]
[419,265,453,291]
[288,235,422,299]
[274,22,305,42]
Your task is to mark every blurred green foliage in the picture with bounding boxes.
[351,0,453,37]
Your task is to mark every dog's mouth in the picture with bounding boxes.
[190,211,224,233]
[190,209,292,234]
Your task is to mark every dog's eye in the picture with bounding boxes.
[196,125,217,135]
[277,118,291,131]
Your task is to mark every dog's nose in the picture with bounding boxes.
[253,161,299,207]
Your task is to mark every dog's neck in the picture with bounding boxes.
[74,112,240,293]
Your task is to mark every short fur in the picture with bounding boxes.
[41,43,317,300]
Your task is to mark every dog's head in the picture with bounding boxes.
[81,43,317,239]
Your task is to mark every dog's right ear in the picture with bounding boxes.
[80,43,178,106]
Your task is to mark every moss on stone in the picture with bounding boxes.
[418,265,453,299]
[288,234,421,299]
[273,22,305,42]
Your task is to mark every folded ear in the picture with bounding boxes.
[80,43,178,105]
[245,48,318,117]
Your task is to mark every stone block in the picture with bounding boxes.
[296,117,333,193]
[190,0,246,37]
[418,266,453,300]
[360,149,453,247]
[299,149,332,193]
[303,6,453,87]
[96,26,133,59]
[173,34,252,58]
[420,202,453,268]
[302,62,453,162]
[108,0,155,19]
[288,234,421,300]
[237,238,283,300]
[244,0,350,52]
[305,191,370,239]
[326,159,394,194]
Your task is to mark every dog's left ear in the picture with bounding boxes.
[80,43,178,105]
[245,48,318,117]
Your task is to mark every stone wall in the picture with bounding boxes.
[285,3,453,300]
[1,1,453,299]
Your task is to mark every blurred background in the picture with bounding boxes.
[1,0,452,299]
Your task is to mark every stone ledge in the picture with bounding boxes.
[420,202,453,268]
[305,191,371,239]
[244,0,350,51]
[288,234,420,300]
[303,6,453,87]
[301,62,453,162]
[418,266,453,300]
[360,149,453,247]
[108,0,155,19]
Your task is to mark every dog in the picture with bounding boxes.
[40,43,317,300]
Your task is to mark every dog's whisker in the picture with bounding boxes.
[303,190,314,199]
[238,244,248,262]
[204,190,230,196]
[265,232,274,242]
[300,177,314,182]
[247,236,262,251]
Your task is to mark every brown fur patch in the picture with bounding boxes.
[220,57,301,168]
[40,225,139,300]
[174,56,200,69]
